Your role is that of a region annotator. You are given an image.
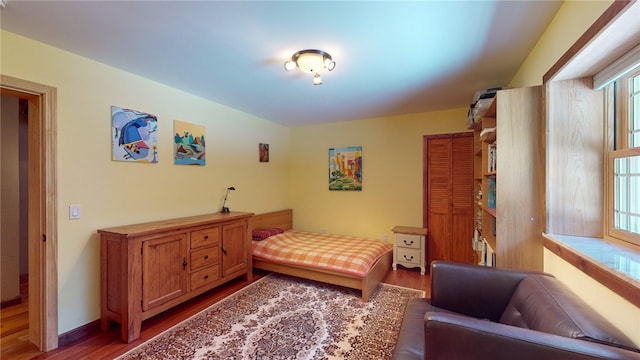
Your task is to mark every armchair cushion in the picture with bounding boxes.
[392,261,640,360]
[500,275,639,353]
[393,298,458,360]
[425,311,639,360]
[430,260,547,322]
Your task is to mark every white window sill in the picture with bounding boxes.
[542,233,640,308]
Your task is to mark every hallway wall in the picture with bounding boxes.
[1,94,21,302]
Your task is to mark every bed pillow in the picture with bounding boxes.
[252,228,285,241]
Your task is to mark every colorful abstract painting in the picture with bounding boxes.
[174,120,206,166]
[329,146,362,191]
[111,106,158,163]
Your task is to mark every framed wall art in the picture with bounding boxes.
[111,105,158,163]
[259,143,269,162]
[174,120,206,166]
[328,146,362,191]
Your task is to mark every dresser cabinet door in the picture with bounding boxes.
[221,221,247,277]
[141,234,188,311]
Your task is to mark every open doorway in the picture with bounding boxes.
[1,94,30,353]
[1,75,58,352]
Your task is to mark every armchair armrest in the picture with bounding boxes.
[424,312,640,360]
[429,261,549,321]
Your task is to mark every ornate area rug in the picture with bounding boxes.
[117,273,424,360]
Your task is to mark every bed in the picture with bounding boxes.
[251,209,393,301]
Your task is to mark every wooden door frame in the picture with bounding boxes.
[1,75,58,351]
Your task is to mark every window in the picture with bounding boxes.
[608,68,640,245]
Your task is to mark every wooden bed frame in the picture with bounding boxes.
[251,209,392,301]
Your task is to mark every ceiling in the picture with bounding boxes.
[0,1,563,127]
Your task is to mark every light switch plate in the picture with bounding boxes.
[69,205,81,219]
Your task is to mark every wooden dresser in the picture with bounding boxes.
[98,211,253,342]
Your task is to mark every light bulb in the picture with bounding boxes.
[313,73,322,85]
[284,60,296,71]
[325,59,336,71]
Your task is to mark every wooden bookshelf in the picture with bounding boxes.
[469,87,543,271]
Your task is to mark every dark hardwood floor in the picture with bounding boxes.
[1,275,34,359]
[1,267,429,360]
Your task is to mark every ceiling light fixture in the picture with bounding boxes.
[284,49,336,85]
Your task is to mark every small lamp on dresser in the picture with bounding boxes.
[221,186,235,213]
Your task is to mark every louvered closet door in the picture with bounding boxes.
[424,133,474,267]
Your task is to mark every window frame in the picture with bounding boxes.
[542,0,640,310]
[606,67,640,246]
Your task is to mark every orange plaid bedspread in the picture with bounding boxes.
[252,230,393,277]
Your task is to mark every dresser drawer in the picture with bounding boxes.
[191,227,220,248]
[396,233,421,249]
[190,246,219,271]
[190,266,220,291]
[396,248,422,265]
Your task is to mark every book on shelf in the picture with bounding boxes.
[487,175,496,208]
[479,127,496,141]
[481,238,496,267]
[488,142,497,172]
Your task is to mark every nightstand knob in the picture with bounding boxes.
[403,255,414,261]
[403,240,414,246]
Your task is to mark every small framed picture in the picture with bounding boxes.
[111,105,158,163]
[259,143,269,162]
[329,146,362,190]
[174,120,206,166]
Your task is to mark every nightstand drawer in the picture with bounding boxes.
[396,233,421,249]
[396,248,421,265]
[392,225,427,275]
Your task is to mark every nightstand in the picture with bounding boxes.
[392,226,428,275]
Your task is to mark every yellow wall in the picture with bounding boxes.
[1,95,21,302]
[509,0,612,88]
[545,249,640,344]
[508,0,640,345]
[289,109,469,240]
[1,30,291,334]
[288,0,640,345]
[3,0,638,344]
